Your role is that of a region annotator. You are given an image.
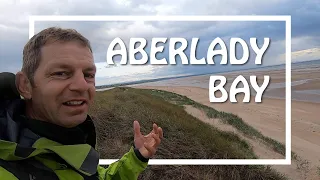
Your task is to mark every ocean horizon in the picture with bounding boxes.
[96,59,320,89]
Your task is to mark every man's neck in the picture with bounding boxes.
[20,99,96,147]
[25,100,49,124]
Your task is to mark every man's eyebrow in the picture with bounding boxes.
[84,65,96,72]
[48,63,72,70]
[48,63,96,71]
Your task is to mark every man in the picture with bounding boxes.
[0,27,163,179]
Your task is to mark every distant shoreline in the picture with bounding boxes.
[95,59,320,89]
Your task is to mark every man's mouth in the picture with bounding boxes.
[63,100,86,106]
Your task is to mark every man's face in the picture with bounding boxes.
[30,41,96,128]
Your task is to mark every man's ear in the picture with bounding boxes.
[15,71,33,100]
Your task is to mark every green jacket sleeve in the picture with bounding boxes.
[0,166,18,180]
[97,146,148,180]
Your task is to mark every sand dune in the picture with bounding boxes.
[133,65,320,180]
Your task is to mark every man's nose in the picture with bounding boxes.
[69,72,89,92]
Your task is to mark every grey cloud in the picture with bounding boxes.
[0,0,319,77]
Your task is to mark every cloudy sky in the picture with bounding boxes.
[1,0,319,86]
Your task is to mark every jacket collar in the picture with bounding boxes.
[1,99,99,176]
[8,99,96,148]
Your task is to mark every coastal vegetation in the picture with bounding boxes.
[89,87,287,180]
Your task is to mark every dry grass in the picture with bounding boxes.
[89,87,287,180]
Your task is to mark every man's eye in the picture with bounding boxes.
[84,73,95,78]
[52,71,68,76]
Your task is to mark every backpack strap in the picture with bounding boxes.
[0,72,20,100]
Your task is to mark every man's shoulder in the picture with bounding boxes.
[0,99,36,145]
[0,72,20,100]
[0,100,12,115]
[0,99,25,123]
[0,72,22,118]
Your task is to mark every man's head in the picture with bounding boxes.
[16,27,96,128]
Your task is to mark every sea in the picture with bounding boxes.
[97,60,320,103]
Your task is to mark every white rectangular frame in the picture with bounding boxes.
[29,15,291,165]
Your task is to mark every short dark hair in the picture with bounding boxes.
[22,27,92,86]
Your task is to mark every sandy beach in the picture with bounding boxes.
[132,63,320,180]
